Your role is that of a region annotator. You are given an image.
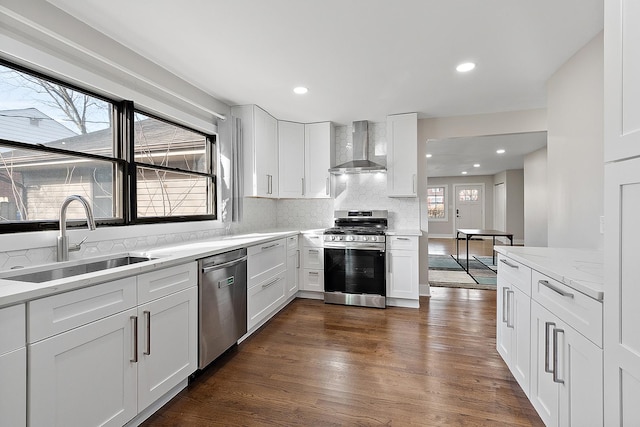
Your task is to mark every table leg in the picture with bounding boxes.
[492,236,496,265]
[456,231,460,263]
[466,235,470,272]
[509,236,513,246]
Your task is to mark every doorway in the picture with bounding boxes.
[453,183,484,231]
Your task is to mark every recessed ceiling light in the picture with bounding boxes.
[293,86,308,95]
[456,62,476,73]
[473,164,480,168]
[426,153,433,158]
[461,171,468,175]
[496,149,506,154]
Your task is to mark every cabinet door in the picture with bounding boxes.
[302,247,323,269]
[254,106,278,197]
[511,286,531,396]
[300,269,324,292]
[286,248,299,297]
[387,250,418,299]
[137,287,197,411]
[496,277,513,363]
[604,0,640,162]
[278,121,305,198]
[530,301,559,427]
[305,122,333,198]
[386,113,417,197]
[29,308,137,427]
[558,325,603,427]
[0,348,26,427]
[604,158,640,426]
[248,271,287,330]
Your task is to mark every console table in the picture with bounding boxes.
[456,229,513,272]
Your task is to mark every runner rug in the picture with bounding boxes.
[428,254,497,290]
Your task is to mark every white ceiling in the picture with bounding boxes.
[426,132,547,177]
[46,0,603,125]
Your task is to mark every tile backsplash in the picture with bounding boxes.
[0,121,421,271]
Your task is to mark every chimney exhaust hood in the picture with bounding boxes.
[329,120,386,174]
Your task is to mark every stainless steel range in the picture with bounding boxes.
[323,210,387,308]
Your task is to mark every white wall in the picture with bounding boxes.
[546,31,604,250]
[493,170,524,243]
[524,147,548,246]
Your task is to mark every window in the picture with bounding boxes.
[0,61,216,232]
[458,189,479,201]
[427,186,447,220]
[133,112,215,220]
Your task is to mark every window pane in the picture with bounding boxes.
[0,144,118,222]
[134,112,208,173]
[0,64,114,156]
[427,186,446,219]
[136,166,210,218]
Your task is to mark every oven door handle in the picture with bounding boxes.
[324,242,386,251]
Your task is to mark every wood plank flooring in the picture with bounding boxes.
[142,289,543,426]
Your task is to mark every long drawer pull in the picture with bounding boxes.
[261,243,280,251]
[539,280,574,298]
[130,315,138,363]
[500,259,519,269]
[308,271,319,276]
[262,277,281,289]
[506,290,514,329]
[544,322,556,374]
[502,287,509,324]
[396,237,411,241]
[202,256,248,273]
[144,311,151,356]
[552,328,565,384]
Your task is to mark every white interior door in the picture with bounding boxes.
[454,184,484,230]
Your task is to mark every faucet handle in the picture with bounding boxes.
[69,236,89,252]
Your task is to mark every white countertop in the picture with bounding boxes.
[0,230,300,308]
[494,246,604,300]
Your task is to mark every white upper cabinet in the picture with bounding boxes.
[232,105,279,198]
[304,122,334,198]
[604,0,640,162]
[386,113,418,197]
[278,121,305,198]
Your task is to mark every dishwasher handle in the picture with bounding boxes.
[201,255,248,274]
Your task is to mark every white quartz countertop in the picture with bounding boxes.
[0,230,301,308]
[494,246,604,300]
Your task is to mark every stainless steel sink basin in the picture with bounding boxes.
[4,255,156,283]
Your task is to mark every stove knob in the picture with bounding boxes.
[370,236,377,242]
[347,236,354,241]
[362,236,368,241]
[331,236,336,241]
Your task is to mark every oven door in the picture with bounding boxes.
[324,245,386,296]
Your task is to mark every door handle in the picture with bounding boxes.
[502,287,509,323]
[302,178,305,196]
[143,310,151,356]
[326,177,330,195]
[539,280,574,298]
[544,322,556,374]
[500,259,519,269]
[130,315,138,363]
[552,328,565,384]
[506,290,514,328]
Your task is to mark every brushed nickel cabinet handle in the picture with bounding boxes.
[502,287,509,324]
[131,315,138,363]
[262,277,281,289]
[144,310,151,356]
[544,322,556,374]
[506,290,514,329]
[326,177,330,195]
[500,259,519,269]
[552,328,565,384]
[539,280,574,298]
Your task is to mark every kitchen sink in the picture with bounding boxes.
[3,255,157,283]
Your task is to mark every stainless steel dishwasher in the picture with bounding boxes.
[198,248,247,369]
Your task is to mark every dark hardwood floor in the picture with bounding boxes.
[142,289,543,426]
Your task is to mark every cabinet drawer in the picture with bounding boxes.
[0,304,25,355]
[286,235,299,252]
[29,277,137,343]
[387,235,418,250]
[302,247,324,269]
[137,262,197,304]
[301,269,324,292]
[248,271,286,330]
[497,254,532,295]
[531,270,603,347]
[248,239,286,287]
[301,233,323,248]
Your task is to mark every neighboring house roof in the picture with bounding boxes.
[0,108,77,144]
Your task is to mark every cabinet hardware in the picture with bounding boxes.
[502,287,509,323]
[412,174,416,194]
[539,280,574,298]
[500,259,519,269]
[309,271,319,276]
[388,254,392,273]
[396,237,410,241]
[144,311,151,356]
[296,250,300,268]
[261,243,279,251]
[308,249,319,254]
[262,277,281,289]
[506,290,514,328]
[309,235,319,239]
[326,177,330,195]
[131,315,138,363]
[302,178,305,196]
[552,328,565,384]
[544,321,556,374]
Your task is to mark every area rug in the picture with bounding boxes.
[428,254,497,290]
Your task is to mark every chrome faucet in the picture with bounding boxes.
[57,195,96,262]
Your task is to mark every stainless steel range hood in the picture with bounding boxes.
[329,120,386,174]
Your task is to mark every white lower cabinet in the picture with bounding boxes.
[300,269,324,292]
[248,270,287,330]
[386,235,419,306]
[298,232,324,296]
[285,235,300,298]
[0,303,26,427]
[530,301,603,427]
[27,263,198,427]
[29,308,138,427]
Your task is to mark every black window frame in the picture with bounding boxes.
[0,60,217,234]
